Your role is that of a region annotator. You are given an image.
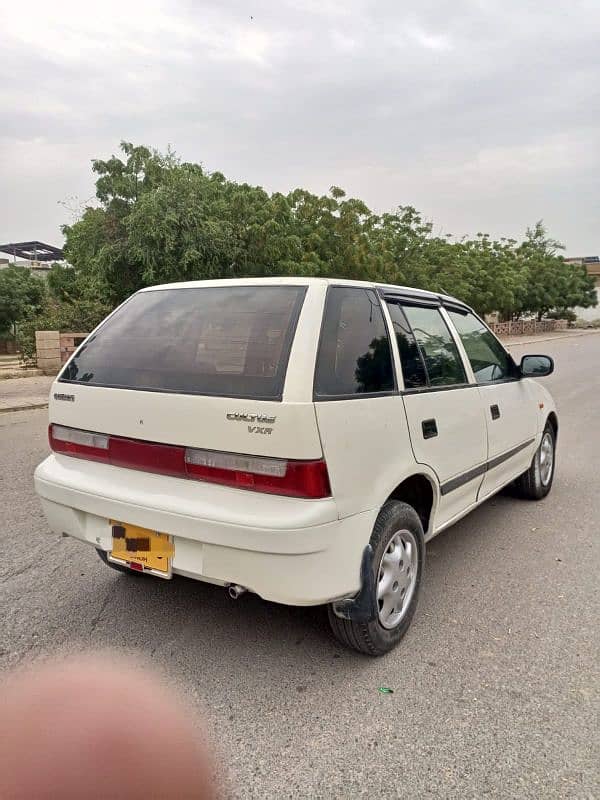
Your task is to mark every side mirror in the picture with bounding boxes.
[520,354,554,378]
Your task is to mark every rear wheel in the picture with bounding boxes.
[515,421,556,500]
[327,500,425,656]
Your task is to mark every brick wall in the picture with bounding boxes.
[59,333,88,364]
[488,319,567,336]
[35,331,88,374]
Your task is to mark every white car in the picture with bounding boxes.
[34,278,557,655]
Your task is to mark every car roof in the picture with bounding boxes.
[140,276,469,310]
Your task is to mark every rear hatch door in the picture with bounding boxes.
[50,284,322,461]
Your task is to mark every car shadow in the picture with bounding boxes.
[27,485,542,700]
[60,490,525,663]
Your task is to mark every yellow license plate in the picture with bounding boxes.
[109,521,174,576]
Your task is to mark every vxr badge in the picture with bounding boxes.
[226,412,276,435]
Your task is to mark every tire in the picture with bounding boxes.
[328,501,425,656]
[515,421,556,500]
[96,548,144,576]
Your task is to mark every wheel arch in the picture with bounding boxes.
[384,472,438,537]
[547,411,558,439]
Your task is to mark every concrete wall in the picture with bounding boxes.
[574,281,600,323]
[35,331,61,374]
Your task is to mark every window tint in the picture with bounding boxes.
[314,287,395,397]
[402,306,467,387]
[448,310,514,383]
[385,302,428,388]
[59,286,306,400]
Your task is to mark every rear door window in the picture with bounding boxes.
[401,306,467,387]
[314,287,395,398]
[60,286,306,400]
[385,302,428,389]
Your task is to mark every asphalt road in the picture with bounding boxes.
[1,335,599,799]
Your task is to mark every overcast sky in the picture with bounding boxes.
[1,0,598,256]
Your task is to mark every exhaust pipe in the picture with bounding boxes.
[228,584,247,600]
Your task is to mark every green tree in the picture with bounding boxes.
[518,222,596,319]
[19,261,110,363]
[64,143,304,301]
[61,142,597,322]
[0,266,46,338]
[125,165,237,285]
[455,235,525,319]
[370,206,439,288]
[47,263,77,302]
[63,143,171,305]
[287,186,377,280]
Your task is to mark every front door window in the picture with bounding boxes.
[447,310,515,383]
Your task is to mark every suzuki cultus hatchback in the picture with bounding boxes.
[35,278,557,654]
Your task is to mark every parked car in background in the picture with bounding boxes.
[34,278,557,654]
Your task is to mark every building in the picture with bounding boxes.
[565,256,600,322]
[0,240,64,277]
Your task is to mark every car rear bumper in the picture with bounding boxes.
[34,455,374,606]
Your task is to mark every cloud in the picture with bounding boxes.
[0,0,598,255]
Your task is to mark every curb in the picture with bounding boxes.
[0,402,49,414]
[0,370,45,380]
[501,330,600,347]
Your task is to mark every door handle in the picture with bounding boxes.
[422,418,438,439]
[490,404,500,420]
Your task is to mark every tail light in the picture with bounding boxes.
[48,424,331,499]
[184,448,330,499]
[49,425,109,463]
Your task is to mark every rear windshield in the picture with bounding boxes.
[59,285,306,400]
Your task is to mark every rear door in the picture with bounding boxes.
[385,301,488,529]
[446,309,537,498]
[312,286,407,519]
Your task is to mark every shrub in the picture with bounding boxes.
[18,298,110,365]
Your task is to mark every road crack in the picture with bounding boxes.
[89,590,113,633]
[0,559,38,583]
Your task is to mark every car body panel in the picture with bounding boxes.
[402,387,488,528]
[35,455,373,605]
[476,379,538,497]
[48,386,324,461]
[314,394,441,531]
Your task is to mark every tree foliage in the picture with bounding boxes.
[48,141,592,323]
[0,266,47,337]
[16,262,110,361]
[516,222,597,319]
